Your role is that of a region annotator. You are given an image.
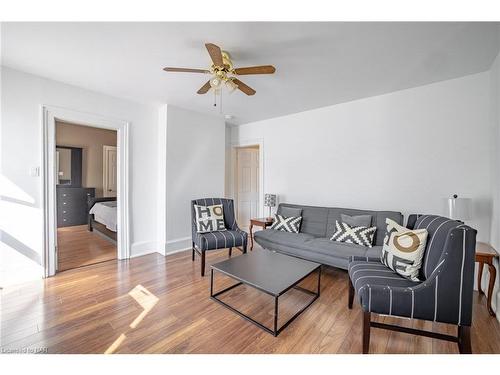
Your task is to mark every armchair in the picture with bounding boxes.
[348,214,477,353]
[191,198,248,276]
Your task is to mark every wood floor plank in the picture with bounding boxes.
[57,225,116,271]
[1,245,499,354]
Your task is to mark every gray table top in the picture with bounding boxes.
[211,249,321,296]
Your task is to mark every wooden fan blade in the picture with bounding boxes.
[234,65,276,75]
[233,78,256,96]
[197,80,211,94]
[163,67,210,73]
[205,43,224,67]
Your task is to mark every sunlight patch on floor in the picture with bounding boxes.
[104,284,159,353]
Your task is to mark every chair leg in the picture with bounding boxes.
[228,247,232,257]
[192,243,195,261]
[348,278,354,309]
[201,251,206,277]
[362,311,371,354]
[458,326,472,354]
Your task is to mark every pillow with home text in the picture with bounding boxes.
[194,204,226,233]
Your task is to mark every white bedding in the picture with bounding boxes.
[90,201,117,232]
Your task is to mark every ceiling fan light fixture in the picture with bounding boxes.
[226,78,238,93]
[209,76,222,89]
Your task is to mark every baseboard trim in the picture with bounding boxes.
[165,247,191,256]
[130,241,159,258]
[165,236,191,255]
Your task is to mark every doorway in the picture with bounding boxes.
[234,145,260,227]
[55,121,118,271]
[42,106,130,277]
[103,145,118,197]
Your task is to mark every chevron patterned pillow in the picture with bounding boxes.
[330,220,377,247]
[269,214,302,233]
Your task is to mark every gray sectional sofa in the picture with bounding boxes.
[254,203,403,269]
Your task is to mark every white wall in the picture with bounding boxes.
[158,105,226,254]
[488,49,500,321]
[0,67,159,287]
[232,72,492,242]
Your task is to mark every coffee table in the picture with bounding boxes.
[210,249,321,336]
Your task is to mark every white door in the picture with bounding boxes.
[236,147,260,225]
[103,145,117,197]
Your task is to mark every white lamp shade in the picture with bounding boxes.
[447,197,472,220]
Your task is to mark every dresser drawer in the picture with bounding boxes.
[57,187,96,227]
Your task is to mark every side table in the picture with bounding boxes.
[249,217,274,250]
[476,242,498,316]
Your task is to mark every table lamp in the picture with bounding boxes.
[447,194,472,221]
[264,194,277,220]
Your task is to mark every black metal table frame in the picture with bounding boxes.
[210,265,321,337]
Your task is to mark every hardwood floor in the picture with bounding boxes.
[57,225,116,271]
[1,245,499,354]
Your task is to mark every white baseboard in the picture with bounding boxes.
[130,241,159,258]
[164,236,191,255]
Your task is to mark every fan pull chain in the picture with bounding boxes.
[220,88,223,114]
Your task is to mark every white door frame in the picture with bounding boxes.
[41,105,130,277]
[103,145,118,197]
[230,138,265,219]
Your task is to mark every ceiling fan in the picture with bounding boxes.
[163,43,276,96]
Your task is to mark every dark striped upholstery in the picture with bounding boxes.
[348,214,477,326]
[191,198,248,252]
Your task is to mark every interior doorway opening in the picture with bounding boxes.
[55,121,118,272]
[234,145,261,229]
[42,106,130,278]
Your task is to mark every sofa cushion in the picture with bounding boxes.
[325,209,403,246]
[341,213,372,228]
[254,229,315,247]
[302,238,383,259]
[278,204,329,237]
[279,206,303,218]
[255,229,383,260]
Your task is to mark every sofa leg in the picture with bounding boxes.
[458,325,472,354]
[192,243,195,261]
[201,251,206,277]
[242,243,247,254]
[228,247,232,257]
[348,278,354,309]
[363,311,371,354]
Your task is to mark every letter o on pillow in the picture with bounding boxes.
[392,232,420,253]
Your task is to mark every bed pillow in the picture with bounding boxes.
[194,204,226,233]
[270,214,302,233]
[330,221,377,247]
[341,214,372,228]
[381,218,428,281]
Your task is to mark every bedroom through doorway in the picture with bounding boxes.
[55,121,118,271]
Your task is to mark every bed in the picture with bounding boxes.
[88,197,117,241]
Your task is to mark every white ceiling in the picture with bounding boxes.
[2,22,499,125]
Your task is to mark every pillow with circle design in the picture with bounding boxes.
[381,218,429,281]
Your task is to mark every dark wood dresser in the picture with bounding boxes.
[56,187,95,227]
